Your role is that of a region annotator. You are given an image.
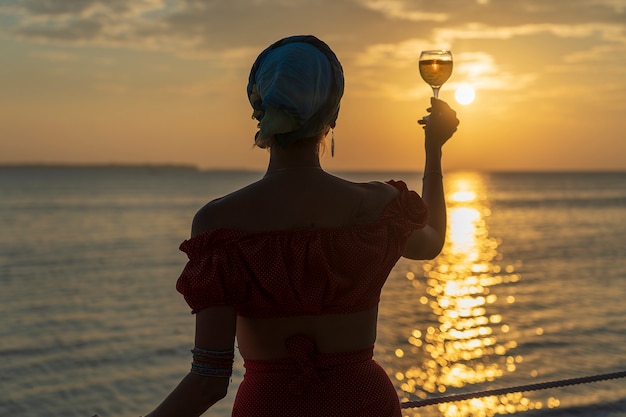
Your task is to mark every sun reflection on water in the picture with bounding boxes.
[399,172,549,417]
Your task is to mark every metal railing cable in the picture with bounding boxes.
[400,370,626,409]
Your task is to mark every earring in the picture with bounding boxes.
[331,129,335,157]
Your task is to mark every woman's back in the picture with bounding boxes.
[189,169,402,360]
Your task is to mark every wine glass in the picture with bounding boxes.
[419,50,453,98]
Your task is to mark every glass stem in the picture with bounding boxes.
[432,87,440,99]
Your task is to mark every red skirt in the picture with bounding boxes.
[232,336,401,417]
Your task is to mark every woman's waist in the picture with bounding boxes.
[242,335,375,372]
[236,309,378,360]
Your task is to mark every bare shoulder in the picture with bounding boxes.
[190,197,226,237]
[359,180,400,204]
[190,182,260,237]
[351,180,400,222]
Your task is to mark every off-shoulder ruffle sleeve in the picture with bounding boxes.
[382,180,428,232]
[177,231,244,313]
[175,179,428,316]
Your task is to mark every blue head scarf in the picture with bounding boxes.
[247,35,344,148]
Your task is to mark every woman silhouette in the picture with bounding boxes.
[145,35,459,417]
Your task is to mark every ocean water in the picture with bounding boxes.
[0,167,624,417]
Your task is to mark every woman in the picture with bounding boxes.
[146,35,459,417]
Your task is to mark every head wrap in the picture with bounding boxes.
[247,35,344,148]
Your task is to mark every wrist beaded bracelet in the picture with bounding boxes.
[422,171,443,180]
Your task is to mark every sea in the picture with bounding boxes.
[0,166,624,417]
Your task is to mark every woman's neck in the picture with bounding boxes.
[266,142,322,172]
[265,166,323,175]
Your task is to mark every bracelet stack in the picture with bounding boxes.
[190,346,235,378]
[422,171,443,180]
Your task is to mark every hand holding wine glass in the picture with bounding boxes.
[419,97,459,149]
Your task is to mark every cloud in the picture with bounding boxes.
[354,39,437,68]
[452,52,537,91]
[16,18,104,43]
[2,0,625,103]
[358,0,448,22]
[1,0,356,62]
[561,43,626,64]
[14,0,164,18]
[554,0,626,14]
[30,50,78,61]
[432,22,626,45]
[2,0,203,54]
[94,82,128,95]
[2,0,624,59]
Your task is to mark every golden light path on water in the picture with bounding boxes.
[397,172,557,417]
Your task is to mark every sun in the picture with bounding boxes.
[455,84,476,105]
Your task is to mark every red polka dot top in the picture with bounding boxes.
[176,180,427,317]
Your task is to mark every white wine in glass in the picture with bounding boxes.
[419,50,453,98]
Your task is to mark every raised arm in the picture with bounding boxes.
[403,98,459,260]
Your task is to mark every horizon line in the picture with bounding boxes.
[1,162,625,174]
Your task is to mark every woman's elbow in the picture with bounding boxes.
[425,238,445,259]
[202,377,229,404]
[403,231,445,260]
[192,375,230,410]
[423,247,443,260]
[402,245,441,260]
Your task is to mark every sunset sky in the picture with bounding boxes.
[1,0,625,172]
